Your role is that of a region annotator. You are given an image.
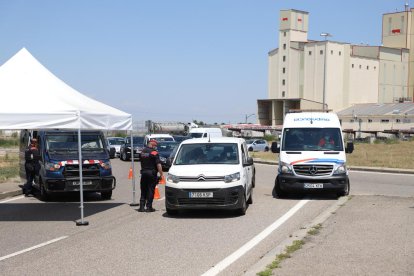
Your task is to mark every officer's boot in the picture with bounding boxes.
[146,205,156,212]
[138,200,146,212]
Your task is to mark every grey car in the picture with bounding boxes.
[245,139,269,152]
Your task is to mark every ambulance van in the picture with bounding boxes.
[271,112,354,198]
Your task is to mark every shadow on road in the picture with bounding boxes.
[0,193,124,221]
[160,207,251,219]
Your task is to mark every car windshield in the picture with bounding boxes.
[282,127,343,151]
[154,137,174,142]
[108,137,124,145]
[126,136,144,145]
[173,136,190,142]
[157,142,179,153]
[174,143,239,165]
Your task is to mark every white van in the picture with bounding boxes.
[271,112,354,198]
[144,134,175,145]
[165,137,255,216]
[189,127,222,138]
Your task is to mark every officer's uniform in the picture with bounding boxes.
[139,144,161,211]
[23,139,40,196]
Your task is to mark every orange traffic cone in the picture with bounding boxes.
[158,175,166,185]
[128,167,133,179]
[154,185,161,200]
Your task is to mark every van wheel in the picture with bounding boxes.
[166,208,178,216]
[101,191,112,200]
[247,188,253,204]
[248,147,253,152]
[272,178,286,199]
[264,146,269,152]
[252,171,256,188]
[337,180,350,198]
[237,194,247,216]
[121,152,128,161]
[40,181,49,201]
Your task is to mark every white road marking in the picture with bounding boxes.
[0,195,25,203]
[201,199,310,276]
[0,236,68,262]
[349,170,414,176]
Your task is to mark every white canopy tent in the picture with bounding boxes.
[0,48,137,225]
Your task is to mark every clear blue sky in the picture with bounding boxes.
[0,0,410,124]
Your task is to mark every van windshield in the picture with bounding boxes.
[189,133,203,138]
[174,143,239,165]
[282,128,343,151]
[46,134,106,153]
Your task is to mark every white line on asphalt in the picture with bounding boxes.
[0,236,68,262]
[201,199,310,276]
[0,195,24,203]
[349,170,414,176]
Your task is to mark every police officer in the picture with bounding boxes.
[138,139,163,212]
[23,138,40,196]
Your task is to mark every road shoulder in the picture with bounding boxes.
[248,195,414,276]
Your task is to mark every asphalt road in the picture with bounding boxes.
[0,160,413,275]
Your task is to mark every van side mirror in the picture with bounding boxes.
[345,141,354,154]
[271,142,280,153]
[244,157,254,166]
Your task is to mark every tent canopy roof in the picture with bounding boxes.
[0,48,132,130]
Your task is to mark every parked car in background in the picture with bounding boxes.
[246,139,269,152]
[107,145,116,159]
[120,136,145,161]
[107,137,125,158]
[189,128,222,138]
[156,141,179,171]
[144,134,175,145]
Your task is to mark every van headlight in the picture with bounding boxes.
[45,162,61,171]
[167,174,180,183]
[224,172,240,183]
[278,161,293,175]
[100,161,112,170]
[333,164,347,175]
[159,156,166,162]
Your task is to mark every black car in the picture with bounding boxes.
[157,141,179,171]
[119,136,145,161]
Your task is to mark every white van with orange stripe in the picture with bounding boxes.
[271,112,354,198]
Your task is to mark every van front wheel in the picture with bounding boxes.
[101,191,112,200]
[39,180,49,201]
[237,194,247,216]
[272,178,286,199]
[337,180,350,197]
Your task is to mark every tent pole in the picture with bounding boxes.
[76,128,89,226]
[130,130,138,206]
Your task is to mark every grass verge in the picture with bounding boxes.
[0,152,19,183]
[256,240,305,276]
[251,140,414,170]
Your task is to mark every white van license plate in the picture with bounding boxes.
[189,192,213,198]
[304,183,323,189]
[73,180,93,186]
